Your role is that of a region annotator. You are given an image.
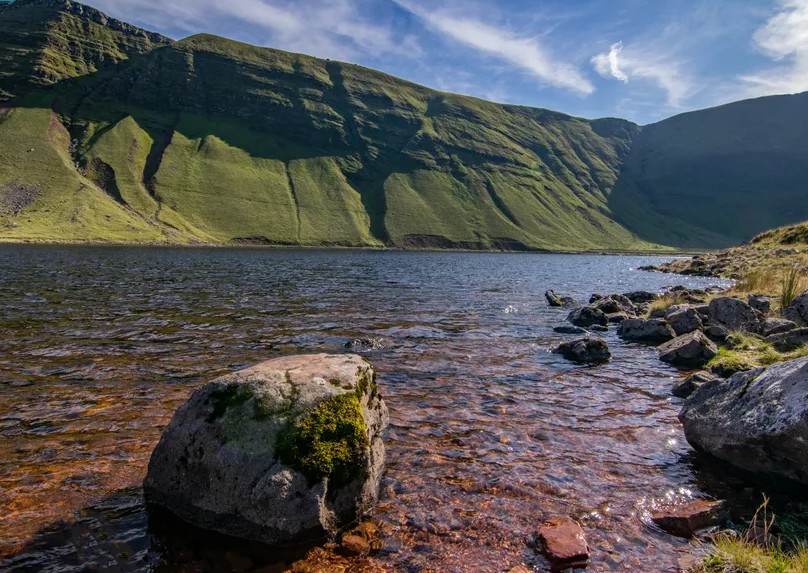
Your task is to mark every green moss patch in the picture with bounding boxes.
[276,393,368,485]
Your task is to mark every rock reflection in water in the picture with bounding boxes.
[0,246,802,573]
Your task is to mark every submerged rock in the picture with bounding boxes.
[658,331,718,369]
[535,517,589,568]
[144,353,389,546]
[707,297,761,333]
[567,306,608,328]
[680,356,808,484]
[344,338,386,352]
[553,338,611,365]
[553,325,587,335]
[672,371,717,399]
[617,318,675,344]
[651,500,728,538]
[546,290,578,308]
[624,290,658,304]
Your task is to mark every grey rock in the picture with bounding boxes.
[567,306,608,328]
[553,338,611,365]
[617,318,676,344]
[546,290,578,308]
[747,294,771,314]
[707,297,761,333]
[783,291,808,326]
[672,371,717,399]
[680,356,808,484]
[345,338,386,351]
[589,294,603,304]
[705,323,730,342]
[649,308,667,319]
[554,325,587,335]
[593,294,636,315]
[762,318,798,337]
[605,312,630,324]
[589,324,609,332]
[658,331,718,369]
[144,354,389,546]
[667,307,704,336]
[623,291,658,304]
[766,327,808,351]
[693,304,710,318]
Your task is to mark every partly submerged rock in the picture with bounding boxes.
[658,331,718,369]
[567,306,608,328]
[680,356,808,484]
[624,290,658,304]
[344,338,386,352]
[672,371,717,399]
[553,338,611,365]
[535,517,589,568]
[617,318,675,344]
[546,290,578,308]
[553,325,587,335]
[144,353,389,546]
[593,294,636,315]
[707,297,761,334]
[651,500,728,538]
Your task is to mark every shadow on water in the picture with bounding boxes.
[0,488,314,573]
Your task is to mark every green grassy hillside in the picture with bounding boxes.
[1,0,806,250]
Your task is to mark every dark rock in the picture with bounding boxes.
[705,323,730,342]
[638,265,659,272]
[672,371,717,399]
[680,356,808,484]
[606,312,630,324]
[624,290,658,304]
[784,291,808,326]
[143,354,389,546]
[553,338,611,365]
[546,290,578,308]
[747,294,771,314]
[762,318,798,337]
[693,304,710,318]
[658,331,718,369]
[617,318,676,344]
[535,517,589,567]
[589,324,609,332]
[707,297,761,333]
[345,338,386,351]
[589,294,603,304]
[651,500,728,538]
[666,307,704,336]
[766,327,808,351]
[567,306,608,327]
[554,325,587,335]
[593,294,636,315]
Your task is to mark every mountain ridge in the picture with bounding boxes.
[0,0,806,250]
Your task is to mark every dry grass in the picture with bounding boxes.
[647,292,686,316]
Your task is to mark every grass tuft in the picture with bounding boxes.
[780,267,805,311]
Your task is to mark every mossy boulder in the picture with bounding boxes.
[144,354,389,546]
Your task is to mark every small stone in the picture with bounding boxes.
[624,290,658,303]
[507,566,532,573]
[553,337,611,365]
[554,325,587,334]
[617,318,676,344]
[606,311,630,324]
[658,331,718,369]
[535,517,589,567]
[672,371,716,399]
[545,290,564,307]
[567,306,608,327]
[747,294,771,314]
[651,500,728,538]
[338,534,370,557]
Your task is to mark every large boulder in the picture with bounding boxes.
[617,318,675,344]
[144,354,389,546]
[567,306,608,328]
[553,338,611,365]
[707,297,761,334]
[783,291,808,326]
[658,331,718,369]
[680,356,808,484]
[666,306,704,336]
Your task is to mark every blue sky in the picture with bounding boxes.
[79,0,808,124]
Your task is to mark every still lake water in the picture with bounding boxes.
[0,246,799,572]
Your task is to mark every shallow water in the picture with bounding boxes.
[0,246,801,572]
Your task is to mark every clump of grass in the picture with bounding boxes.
[647,292,686,316]
[694,499,808,573]
[708,347,758,376]
[780,267,805,310]
[735,269,775,294]
[709,333,808,373]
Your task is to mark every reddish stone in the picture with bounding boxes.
[508,566,532,573]
[651,499,728,538]
[536,517,589,566]
[337,534,370,557]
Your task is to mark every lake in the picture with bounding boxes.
[0,246,797,572]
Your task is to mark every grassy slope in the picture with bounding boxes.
[610,93,808,249]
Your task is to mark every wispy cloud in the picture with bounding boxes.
[740,0,808,96]
[392,0,594,95]
[90,0,418,61]
[591,42,628,83]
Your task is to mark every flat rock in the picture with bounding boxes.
[762,318,798,337]
[680,356,808,484]
[617,318,676,344]
[666,307,704,336]
[567,306,608,327]
[553,338,611,365]
[624,290,658,303]
[766,327,808,351]
[651,500,728,538]
[554,325,587,335]
[658,331,718,369]
[708,297,761,333]
[535,517,589,567]
[605,311,630,323]
[672,371,717,399]
[144,354,389,546]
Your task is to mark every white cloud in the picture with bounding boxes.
[89,0,418,62]
[591,42,628,83]
[740,0,808,96]
[392,0,594,95]
[591,42,695,108]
